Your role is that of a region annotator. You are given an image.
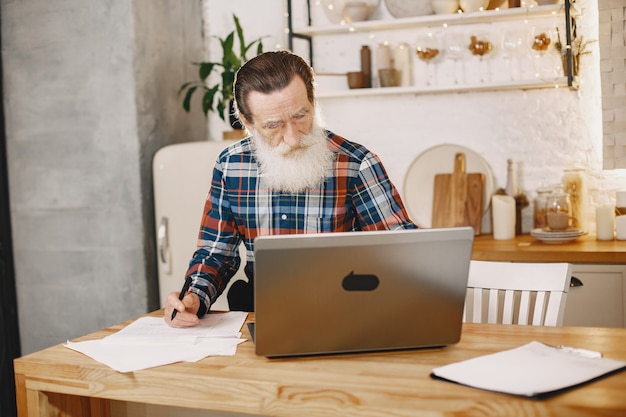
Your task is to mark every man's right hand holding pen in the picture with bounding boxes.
[164,276,202,328]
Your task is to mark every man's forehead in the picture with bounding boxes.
[248,79,312,123]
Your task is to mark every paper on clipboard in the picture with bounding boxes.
[431,341,626,397]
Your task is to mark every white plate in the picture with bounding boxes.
[531,228,584,238]
[531,235,582,244]
[384,0,433,18]
[530,228,584,244]
[403,144,494,228]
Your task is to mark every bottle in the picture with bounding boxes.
[504,159,528,235]
[616,190,626,240]
[505,158,518,197]
[533,187,552,229]
[562,167,588,233]
[360,45,372,88]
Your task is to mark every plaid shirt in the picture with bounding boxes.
[186,130,416,314]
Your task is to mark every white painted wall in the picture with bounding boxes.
[205,0,625,235]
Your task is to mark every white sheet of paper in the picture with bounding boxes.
[64,311,248,373]
[103,312,247,344]
[432,341,626,397]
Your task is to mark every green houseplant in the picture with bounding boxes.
[178,14,264,128]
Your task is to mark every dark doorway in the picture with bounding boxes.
[0,4,21,417]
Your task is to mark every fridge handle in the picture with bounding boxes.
[158,217,171,273]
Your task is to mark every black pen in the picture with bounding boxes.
[171,276,192,320]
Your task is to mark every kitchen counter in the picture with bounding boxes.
[472,234,626,264]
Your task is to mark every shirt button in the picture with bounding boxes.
[281,214,288,220]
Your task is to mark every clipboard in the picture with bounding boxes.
[431,341,626,398]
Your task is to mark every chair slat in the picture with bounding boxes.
[487,289,499,324]
[502,290,515,324]
[518,290,531,325]
[472,288,483,323]
[532,291,548,325]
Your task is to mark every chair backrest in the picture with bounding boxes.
[464,260,573,326]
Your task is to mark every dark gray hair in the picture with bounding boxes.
[233,50,315,124]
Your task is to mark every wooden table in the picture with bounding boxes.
[473,234,626,263]
[14,311,626,417]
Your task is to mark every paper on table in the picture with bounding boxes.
[432,341,626,397]
[103,312,247,344]
[64,311,248,373]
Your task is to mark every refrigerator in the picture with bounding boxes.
[152,141,245,311]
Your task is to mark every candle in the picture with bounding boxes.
[376,43,392,70]
[616,215,626,240]
[617,190,626,213]
[492,195,516,240]
[393,43,412,86]
[595,205,615,240]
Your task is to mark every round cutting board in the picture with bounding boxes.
[403,144,494,228]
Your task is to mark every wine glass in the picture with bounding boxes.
[445,31,468,84]
[530,25,558,79]
[468,31,493,83]
[415,31,443,86]
[501,29,528,81]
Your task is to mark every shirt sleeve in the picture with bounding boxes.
[184,159,242,317]
[352,151,417,231]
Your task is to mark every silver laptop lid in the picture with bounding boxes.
[253,227,475,357]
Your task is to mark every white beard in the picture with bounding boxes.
[252,121,334,193]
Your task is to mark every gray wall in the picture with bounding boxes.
[2,0,206,354]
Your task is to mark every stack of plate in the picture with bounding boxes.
[530,228,585,244]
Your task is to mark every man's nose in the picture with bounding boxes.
[282,123,300,148]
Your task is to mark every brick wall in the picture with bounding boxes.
[599,1,626,169]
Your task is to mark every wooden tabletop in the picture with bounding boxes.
[14,311,626,417]
[473,234,626,263]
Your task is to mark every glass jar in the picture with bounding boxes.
[562,167,588,232]
[546,186,573,231]
[533,187,552,229]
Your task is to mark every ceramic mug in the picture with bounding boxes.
[347,71,365,89]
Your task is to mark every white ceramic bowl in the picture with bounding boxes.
[342,1,371,22]
[432,0,459,14]
[459,0,489,12]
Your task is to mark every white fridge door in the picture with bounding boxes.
[153,141,245,310]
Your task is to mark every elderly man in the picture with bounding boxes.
[165,50,415,327]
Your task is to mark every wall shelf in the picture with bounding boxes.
[294,5,573,37]
[287,0,577,93]
[316,76,576,99]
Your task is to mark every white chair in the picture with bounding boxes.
[464,260,573,326]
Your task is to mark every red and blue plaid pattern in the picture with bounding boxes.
[186,131,416,314]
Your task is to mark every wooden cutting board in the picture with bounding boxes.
[431,153,485,235]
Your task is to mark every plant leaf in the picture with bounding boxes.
[199,62,217,80]
[182,85,198,112]
[202,85,219,116]
[233,14,247,60]
[221,32,235,61]
[178,81,196,96]
[217,99,226,122]
[221,71,235,100]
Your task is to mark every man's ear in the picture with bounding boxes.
[238,114,253,131]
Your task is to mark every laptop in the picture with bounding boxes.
[251,226,475,357]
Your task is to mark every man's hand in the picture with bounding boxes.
[164,291,201,327]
